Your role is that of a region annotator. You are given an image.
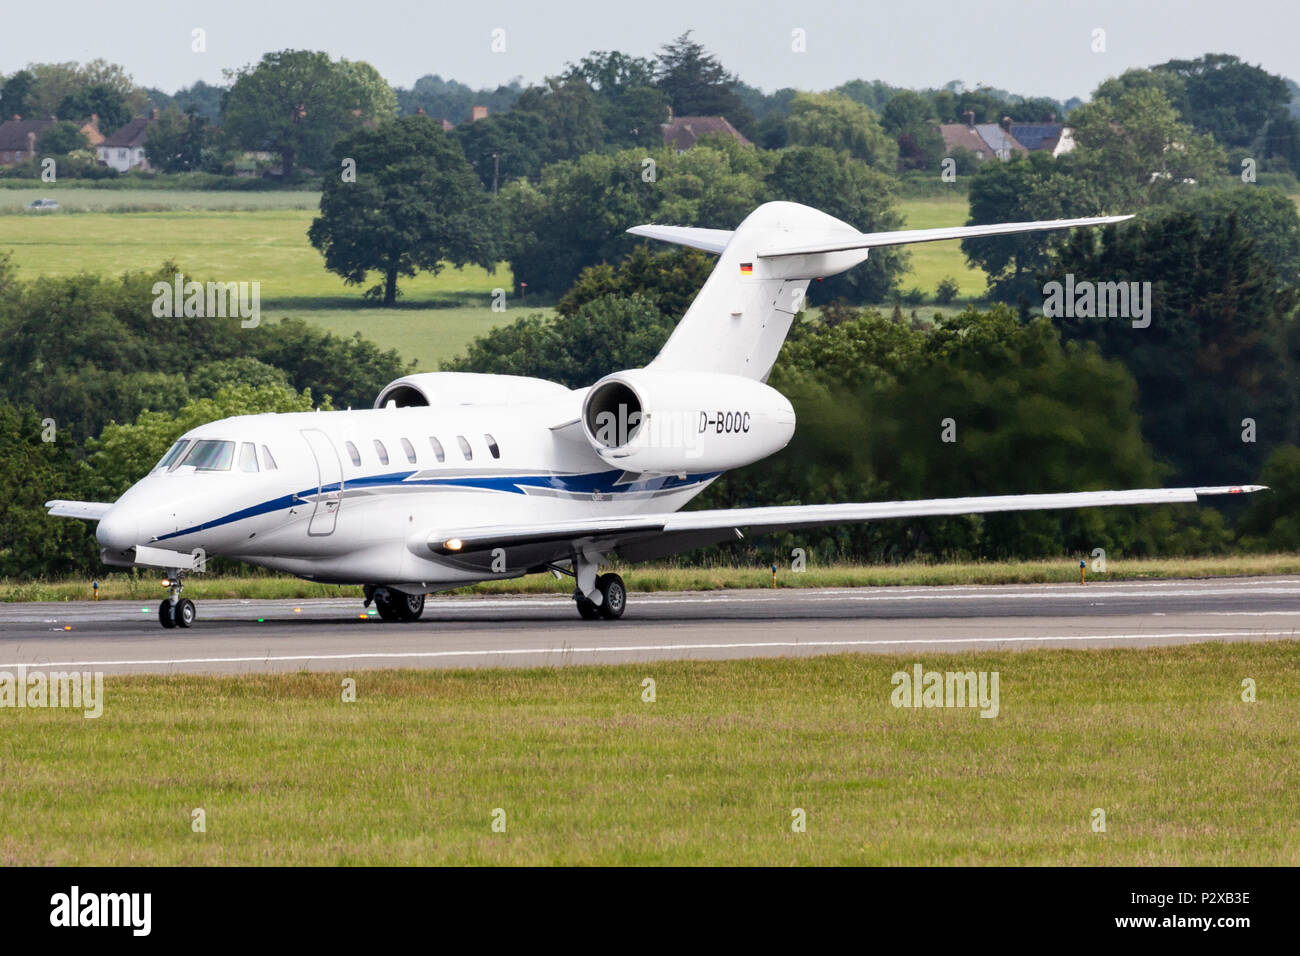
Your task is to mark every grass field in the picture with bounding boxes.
[7,553,1300,602]
[1,641,1295,865]
[894,195,987,301]
[0,189,982,370]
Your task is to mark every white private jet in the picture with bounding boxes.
[46,201,1263,628]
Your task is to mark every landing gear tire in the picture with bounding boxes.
[575,596,600,620]
[374,588,425,622]
[159,600,177,629]
[596,573,626,620]
[175,598,196,628]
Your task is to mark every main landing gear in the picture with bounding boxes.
[364,586,426,622]
[158,573,195,629]
[575,573,626,620]
[565,548,625,621]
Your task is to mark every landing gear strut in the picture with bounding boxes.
[158,572,195,629]
[569,549,626,621]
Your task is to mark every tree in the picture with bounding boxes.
[765,146,908,302]
[443,294,673,387]
[511,77,607,165]
[1153,54,1291,151]
[221,50,397,177]
[783,91,898,172]
[0,70,35,120]
[961,151,1106,302]
[500,144,766,296]
[57,83,131,134]
[453,109,548,190]
[308,116,496,306]
[557,245,715,319]
[21,60,144,119]
[37,121,90,155]
[1067,85,1227,209]
[144,107,211,173]
[654,32,753,132]
[1048,206,1300,485]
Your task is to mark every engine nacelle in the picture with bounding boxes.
[581,369,795,473]
[375,372,572,409]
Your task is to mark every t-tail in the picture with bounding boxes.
[629,201,1132,381]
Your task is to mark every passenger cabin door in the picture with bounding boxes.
[300,428,343,536]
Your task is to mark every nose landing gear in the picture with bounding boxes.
[158,573,195,629]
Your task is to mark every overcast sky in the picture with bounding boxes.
[2,0,1296,101]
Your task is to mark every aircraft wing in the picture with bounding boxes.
[756,215,1134,258]
[428,485,1264,563]
[45,500,113,520]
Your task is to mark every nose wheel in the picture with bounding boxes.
[159,573,195,628]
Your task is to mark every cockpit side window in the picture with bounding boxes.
[239,442,259,472]
[180,439,235,471]
[401,437,417,464]
[261,445,278,470]
[345,441,361,467]
[155,439,190,472]
[374,439,389,466]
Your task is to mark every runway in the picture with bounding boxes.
[0,576,1297,674]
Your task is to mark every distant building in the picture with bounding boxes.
[937,111,1073,162]
[0,115,104,166]
[470,105,488,122]
[661,114,752,153]
[96,114,154,172]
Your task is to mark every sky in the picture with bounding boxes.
[2,0,1297,101]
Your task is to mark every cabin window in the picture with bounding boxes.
[457,435,472,460]
[155,439,190,472]
[401,437,417,464]
[261,445,278,470]
[345,441,361,467]
[181,439,235,471]
[374,439,389,465]
[484,434,500,459]
[428,437,445,463]
[238,442,259,472]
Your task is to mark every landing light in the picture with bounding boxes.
[444,538,464,551]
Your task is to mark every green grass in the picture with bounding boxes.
[0,187,320,212]
[894,195,987,302]
[1,642,1295,864]
[8,553,1300,602]
[0,203,526,367]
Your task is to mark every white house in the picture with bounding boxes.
[96,115,152,172]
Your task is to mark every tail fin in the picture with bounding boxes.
[630,201,1131,381]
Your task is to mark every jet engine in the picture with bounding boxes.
[581,369,795,474]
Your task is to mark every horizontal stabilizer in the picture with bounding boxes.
[757,215,1134,258]
[45,500,112,521]
[625,224,734,254]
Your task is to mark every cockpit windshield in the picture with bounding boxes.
[179,439,235,471]
[153,439,191,472]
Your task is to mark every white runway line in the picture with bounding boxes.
[3,629,1294,670]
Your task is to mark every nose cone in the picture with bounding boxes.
[97,509,140,552]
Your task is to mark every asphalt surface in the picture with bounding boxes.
[0,576,1297,674]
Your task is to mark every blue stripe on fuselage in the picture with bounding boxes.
[156,469,717,541]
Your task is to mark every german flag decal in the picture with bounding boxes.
[739,262,753,276]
